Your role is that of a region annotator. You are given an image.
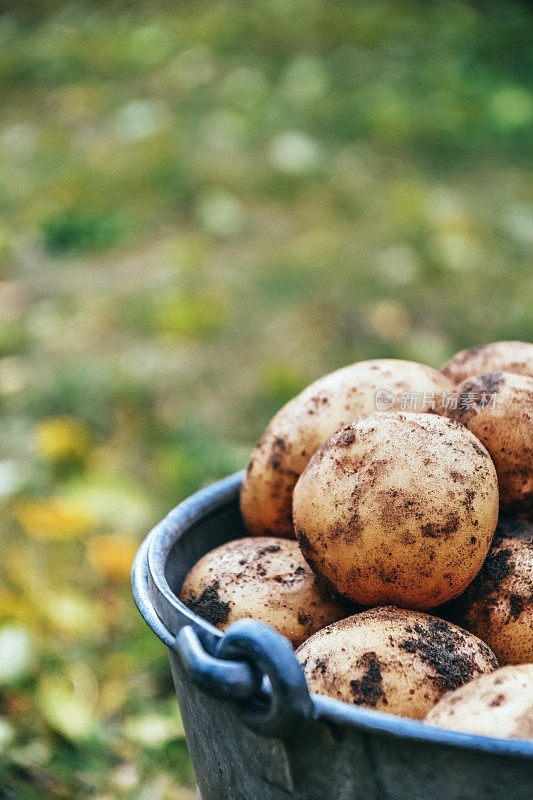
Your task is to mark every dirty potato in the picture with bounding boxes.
[450,517,533,665]
[241,359,453,537]
[425,664,533,741]
[293,412,499,609]
[297,607,498,719]
[179,537,347,647]
[443,372,533,518]
[442,341,533,385]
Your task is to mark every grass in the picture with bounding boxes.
[0,1,532,797]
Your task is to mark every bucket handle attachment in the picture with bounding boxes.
[132,536,314,736]
[176,624,263,702]
[176,620,315,737]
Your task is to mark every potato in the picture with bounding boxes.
[293,411,499,609]
[443,371,533,517]
[425,664,533,741]
[442,341,533,385]
[241,359,453,537]
[450,517,533,665]
[296,607,498,719]
[179,537,347,647]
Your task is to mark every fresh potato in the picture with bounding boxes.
[442,341,533,385]
[179,537,347,647]
[293,411,499,609]
[450,517,533,665]
[241,359,453,537]
[425,665,533,741]
[297,607,498,719]
[443,371,533,518]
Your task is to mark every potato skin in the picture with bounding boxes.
[425,665,533,741]
[179,537,347,647]
[442,341,533,385]
[241,359,453,537]
[296,607,498,720]
[450,517,533,665]
[443,372,533,518]
[293,412,499,609]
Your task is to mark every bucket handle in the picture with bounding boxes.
[176,620,315,737]
[133,535,314,736]
[176,624,263,702]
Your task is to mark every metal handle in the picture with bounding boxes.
[176,625,263,701]
[176,620,314,737]
[133,533,314,736]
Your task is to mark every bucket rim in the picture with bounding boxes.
[133,471,533,761]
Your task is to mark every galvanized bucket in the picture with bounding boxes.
[132,472,533,800]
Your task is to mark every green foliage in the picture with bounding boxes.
[42,210,127,254]
[151,293,227,339]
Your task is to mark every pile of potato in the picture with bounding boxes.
[180,341,533,741]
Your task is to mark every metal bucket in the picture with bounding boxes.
[132,472,533,800]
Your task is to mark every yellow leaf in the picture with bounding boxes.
[66,475,152,532]
[37,664,99,742]
[42,592,101,638]
[98,678,128,716]
[0,592,23,620]
[86,535,138,581]
[15,498,93,539]
[123,712,185,747]
[36,417,91,464]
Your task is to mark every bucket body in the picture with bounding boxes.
[132,472,533,800]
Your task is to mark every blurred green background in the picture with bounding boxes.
[0,1,532,797]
